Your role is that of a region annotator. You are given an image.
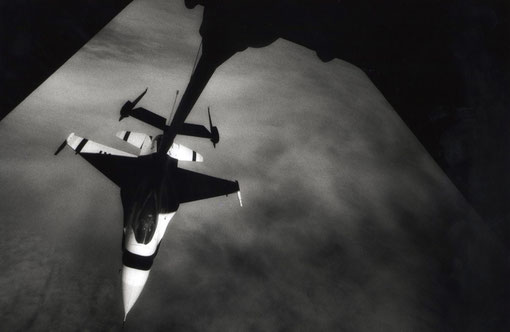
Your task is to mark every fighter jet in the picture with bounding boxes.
[55,88,241,321]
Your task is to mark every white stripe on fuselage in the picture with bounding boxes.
[124,212,175,256]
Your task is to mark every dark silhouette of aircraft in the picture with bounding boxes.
[118,89,220,148]
[174,0,510,247]
[55,89,241,320]
[1,0,133,121]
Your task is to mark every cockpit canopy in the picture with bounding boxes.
[133,194,158,244]
[151,135,163,153]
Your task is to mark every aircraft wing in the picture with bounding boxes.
[2,0,133,121]
[129,107,167,131]
[126,108,212,139]
[79,153,140,188]
[173,168,239,204]
[63,133,139,187]
[178,123,212,139]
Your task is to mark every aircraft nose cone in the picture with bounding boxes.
[122,265,150,320]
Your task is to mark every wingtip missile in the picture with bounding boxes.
[235,181,242,207]
[237,191,243,207]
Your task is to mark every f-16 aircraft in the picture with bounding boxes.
[55,89,241,321]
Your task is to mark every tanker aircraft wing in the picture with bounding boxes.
[2,0,134,121]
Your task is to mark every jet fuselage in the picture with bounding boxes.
[58,92,240,321]
[120,152,179,318]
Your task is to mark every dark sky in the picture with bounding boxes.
[0,1,508,331]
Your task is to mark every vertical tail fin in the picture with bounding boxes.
[116,131,152,155]
[208,107,220,148]
[54,139,67,155]
[119,88,148,121]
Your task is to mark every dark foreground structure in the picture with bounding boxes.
[178,0,510,248]
[0,0,133,120]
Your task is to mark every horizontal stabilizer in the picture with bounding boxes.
[116,131,152,153]
[66,133,136,157]
[168,143,203,162]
